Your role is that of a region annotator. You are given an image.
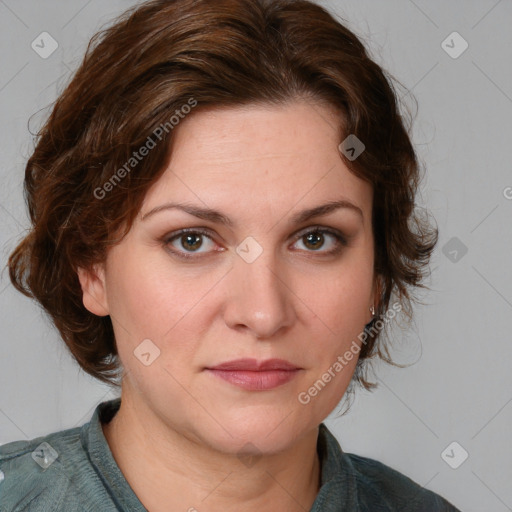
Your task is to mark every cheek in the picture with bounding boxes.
[102,247,178,350]
[108,271,163,334]
[106,261,203,396]
[297,265,372,338]
[105,243,173,321]
[104,248,220,371]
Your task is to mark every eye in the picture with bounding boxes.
[291,227,347,255]
[164,228,220,259]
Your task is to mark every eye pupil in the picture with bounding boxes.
[304,232,324,250]
[182,234,202,251]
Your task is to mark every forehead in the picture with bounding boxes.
[141,101,373,222]
[168,100,342,165]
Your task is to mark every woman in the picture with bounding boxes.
[1,0,460,510]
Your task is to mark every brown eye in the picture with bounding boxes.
[303,231,325,250]
[164,228,219,259]
[292,227,347,255]
[180,233,203,251]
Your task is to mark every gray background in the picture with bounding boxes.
[1,1,511,510]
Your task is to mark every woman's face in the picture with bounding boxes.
[80,100,378,454]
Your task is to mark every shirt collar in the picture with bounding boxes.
[81,397,147,511]
[313,423,359,510]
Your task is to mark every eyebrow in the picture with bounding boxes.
[141,199,363,226]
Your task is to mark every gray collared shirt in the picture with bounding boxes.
[0,398,460,511]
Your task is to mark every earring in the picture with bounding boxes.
[369,305,375,316]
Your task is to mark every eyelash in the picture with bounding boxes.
[162,226,348,261]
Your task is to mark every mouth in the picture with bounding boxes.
[204,358,302,391]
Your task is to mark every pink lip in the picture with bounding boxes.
[205,358,301,391]
[208,358,300,371]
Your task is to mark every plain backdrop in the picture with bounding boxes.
[1,1,511,510]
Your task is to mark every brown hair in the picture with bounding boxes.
[8,0,438,390]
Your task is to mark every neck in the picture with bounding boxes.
[102,393,321,512]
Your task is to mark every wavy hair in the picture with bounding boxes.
[8,0,438,390]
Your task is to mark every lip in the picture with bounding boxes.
[207,358,300,371]
[205,358,301,391]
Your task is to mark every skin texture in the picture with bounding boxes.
[78,100,380,512]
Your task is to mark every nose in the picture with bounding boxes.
[222,249,296,340]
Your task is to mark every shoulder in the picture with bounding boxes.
[344,452,460,511]
[0,426,95,512]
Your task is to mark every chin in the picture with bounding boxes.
[196,407,314,456]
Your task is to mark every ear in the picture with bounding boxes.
[77,263,109,317]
